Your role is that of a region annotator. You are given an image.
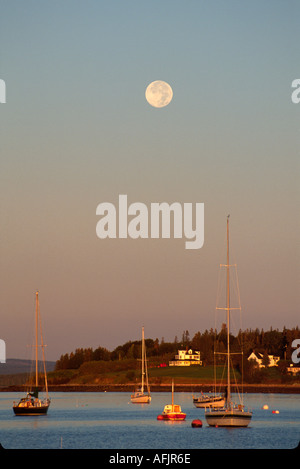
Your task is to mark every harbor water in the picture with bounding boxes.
[0,392,299,450]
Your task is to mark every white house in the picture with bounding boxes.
[169,349,202,366]
[247,351,280,368]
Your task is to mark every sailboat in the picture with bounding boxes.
[193,392,225,409]
[13,291,51,415]
[192,357,225,408]
[157,380,186,421]
[130,327,151,404]
[205,216,252,427]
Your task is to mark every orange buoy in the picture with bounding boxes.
[191,419,202,428]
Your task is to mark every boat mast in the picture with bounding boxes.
[39,297,49,398]
[35,291,39,388]
[226,216,231,406]
[141,326,145,394]
[144,332,150,396]
[35,291,49,398]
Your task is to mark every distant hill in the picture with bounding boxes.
[0,358,56,375]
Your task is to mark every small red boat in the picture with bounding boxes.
[157,380,186,421]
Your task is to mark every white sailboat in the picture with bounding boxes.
[13,291,51,415]
[192,354,225,408]
[205,216,252,427]
[193,392,225,409]
[130,327,151,404]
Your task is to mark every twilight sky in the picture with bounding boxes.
[0,1,299,361]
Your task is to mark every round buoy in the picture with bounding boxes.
[157,415,164,420]
[272,410,279,414]
[191,419,202,428]
[262,405,269,410]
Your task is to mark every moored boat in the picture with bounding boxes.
[205,216,252,428]
[13,391,50,416]
[157,380,186,421]
[193,393,225,408]
[13,291,50,416]
[131,327,151,404]
[205,405,252,427]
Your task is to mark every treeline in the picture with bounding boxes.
[55,326,299,371]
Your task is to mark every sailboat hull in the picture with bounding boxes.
[13,406,49,416]
[205,408,252,427]
[157,413,186,421]
[157,401,186,421]
[130,393,151,404]
[13,401,50,416]
[193,396,225,408]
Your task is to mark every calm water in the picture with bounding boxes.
[0,392,299,450]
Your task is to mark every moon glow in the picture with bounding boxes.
[145,80,173,108]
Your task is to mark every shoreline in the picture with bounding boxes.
[1,383,300,394]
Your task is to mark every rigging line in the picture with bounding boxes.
[215,225,228,324]
[219,360,226,394]
[230,356,241,404]
[25,297,38,390]
[38,299,49,397]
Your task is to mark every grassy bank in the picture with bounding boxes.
[1,358,299,388]
[45,362,237,386]
[45,360,299,387]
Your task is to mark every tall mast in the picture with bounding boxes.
[144,331,150,395]
[35,291,49,397]
[35,291,39,388]
[226,216,231,406]
[39,295,49,398]
[141,327,145,393]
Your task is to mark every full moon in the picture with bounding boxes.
[145,80,173,108]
